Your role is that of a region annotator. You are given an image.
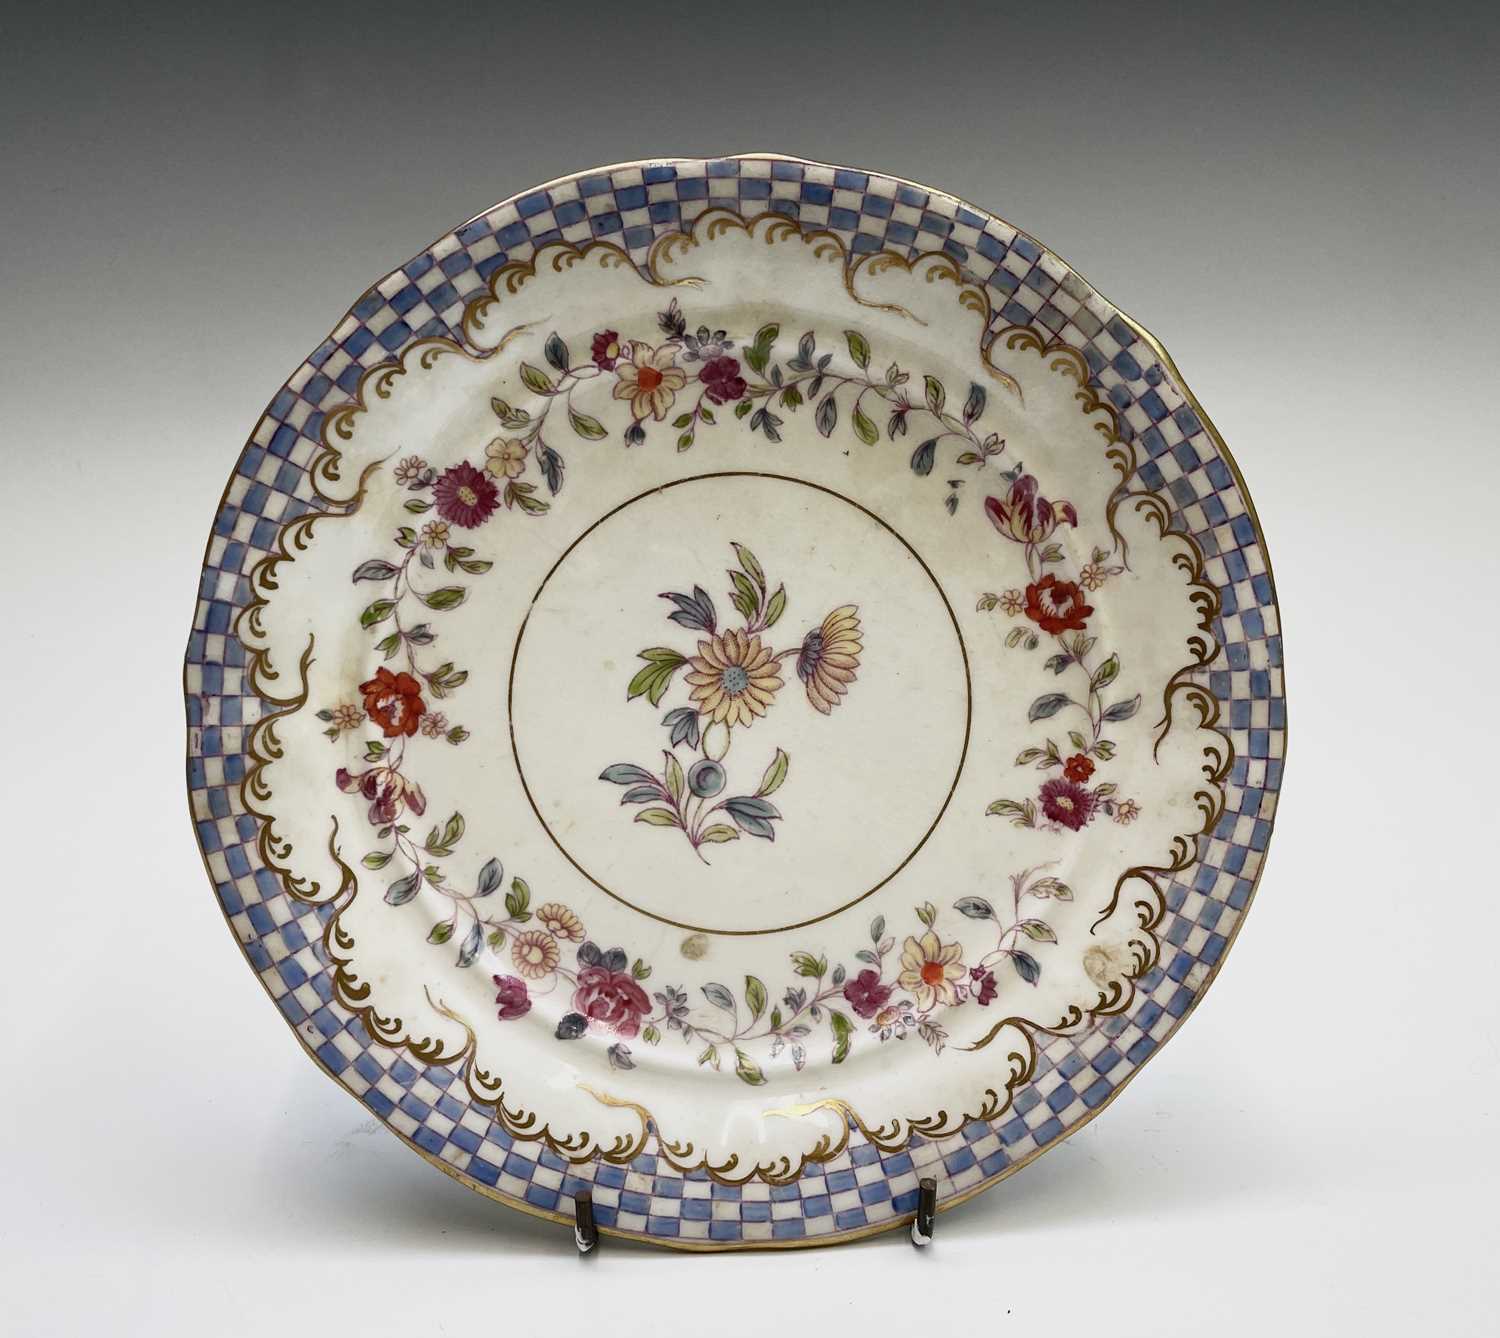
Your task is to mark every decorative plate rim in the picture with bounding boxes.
[184,150,1285,1250]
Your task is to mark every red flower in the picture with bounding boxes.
[1024,575,1092,634]
[335,764,426,826]
[984,474,1078,546]
[432,461,499,528]
[842,968,894,1019]
[970,966,997,1006]
[359,666,426,738]
[1063,754,1095,784]
[493,974,531,1021]
[591,329,623,371]
[1039,777,1095,831]
[698,355,748,405]
[572,965,651,1038]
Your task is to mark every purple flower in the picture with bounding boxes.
[699,355,748,405]
[493,974,531,1021]
[970,966,997,1006]
[1039,777,1094,831]
[842,968,894,1019]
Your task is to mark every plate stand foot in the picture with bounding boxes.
[574,1192,598,1255]
[910,1177,937,1247]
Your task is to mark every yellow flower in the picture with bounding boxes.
[1079,562,1107,591]
[330,704,365,731]
[897,930,966,1011]
[511,929,560,979]
[684,628,783,728]
[537,902,585,943]
[796,605,862,714]
[999,589,1024,616]
[485,437,528,479]
[611,341,687,421]
[419,520,450,549]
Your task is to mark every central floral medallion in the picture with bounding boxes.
[507,471,970,935]
[598,543,864,861]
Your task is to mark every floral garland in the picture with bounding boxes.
[977,472,1143,830]
[429,297,1014,520]
[598,543,862,861]
[309,305,1153,1082]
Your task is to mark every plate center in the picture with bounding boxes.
[509,472,970,934]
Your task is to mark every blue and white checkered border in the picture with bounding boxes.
[185,154,1283,1248]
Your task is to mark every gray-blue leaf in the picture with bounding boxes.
[385,872,420,905]
[702,982,736,1011]
[1028,693,1072,722]
[476,857,503,896]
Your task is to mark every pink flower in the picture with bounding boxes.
[432,461,500,528]
[572,965,651,1037]
[335,764,427,826]
[984,474,1078,547]
[1039,777,1094,831]
[493,974,531,1021]
[842,968,894,1019]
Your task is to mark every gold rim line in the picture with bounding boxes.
[182,150,1283,1252]
[506,469,973,937]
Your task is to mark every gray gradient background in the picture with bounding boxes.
[2,1,1497,1332]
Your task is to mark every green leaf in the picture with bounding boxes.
[427,921,455,944]
[569,407,607,440]
[923,375,945,415]
[700,824,739,844]
[757,748,789,797]
[732,543,765,591]
[843,329,871,369]
[635,808,681,827]
[745,975,767,1021]
[519,361,554,394]
[361,850,392,870]
[664,751,684,804]
[676,431,694,452]
[419,586,467,611]
[1092,654,1121,689]
[734,1049,767,1086]
[627,649,685,706]
[851,402,879,446]
[1019,920,1057,943]
[729,569,760,620]
[745,322,779,375]
[359,599,397,628]
[734,398,754,419]
[790,951,826,979]
[829,1010,853,1064]
[504,877,530,919]
[403,498,433,514]
[763,584,786,628]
